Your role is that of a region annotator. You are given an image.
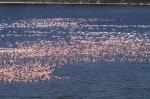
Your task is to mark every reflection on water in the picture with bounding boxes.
[0,18,149,82]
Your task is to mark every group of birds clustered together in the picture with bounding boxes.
[0,18,149,83]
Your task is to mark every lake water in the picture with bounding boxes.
[0,4,150,99]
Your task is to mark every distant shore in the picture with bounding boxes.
[0,2,150,5]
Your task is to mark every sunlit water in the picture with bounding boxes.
[0,4,150,99]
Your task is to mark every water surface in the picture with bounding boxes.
[0,4,150,99]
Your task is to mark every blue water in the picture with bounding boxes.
[0,4,150,99]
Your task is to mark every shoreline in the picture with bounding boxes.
[0,2,150,5]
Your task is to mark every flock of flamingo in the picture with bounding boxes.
[0,18,149,83]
